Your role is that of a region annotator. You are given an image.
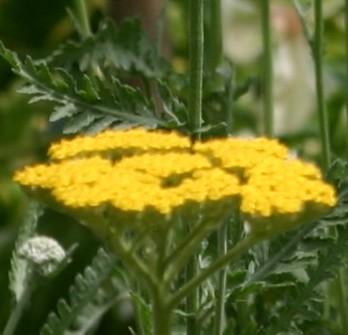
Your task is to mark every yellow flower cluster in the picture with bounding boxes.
[14,128,337,233]
[241,159,330,215]
[48,128,190,160]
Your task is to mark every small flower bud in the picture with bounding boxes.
[18,236,66,276]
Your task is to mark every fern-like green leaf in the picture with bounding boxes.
[47,19,169,78]
[157,81,188,128]
[39,248,118,335]
[0,40,179,135]
[257,222,348,335]
[9,201,43,302]
[68,281,126,335]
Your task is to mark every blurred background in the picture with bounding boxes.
[0,0,347,333]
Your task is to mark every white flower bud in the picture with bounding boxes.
[18,236,66,276]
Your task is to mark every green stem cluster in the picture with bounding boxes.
[168,234,258,310]
[110,226,258,335]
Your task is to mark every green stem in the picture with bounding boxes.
[206,0,223,73]
[110,235,171,335]
[260,0,273,137]
[164,219,212,283]
[188,0,204,139]
[168,233,258,309]
[155,0,169,54]
[224,62,234,135]
[186,254,200,335]
[109,235,157,292]
[345,0,348,143]
[313,2,348,332]
[341,2,348,329]
[132,282,146,335]
[292,6,345,330]
[153,286,171,335]
[213,222,228,335]
[73,0,92,39]
[330,227,348,335]
[313,0,331,169]
[337,269,348,333]
[292,1,312,43]
[3,273,38,335]
[71,0,104,79]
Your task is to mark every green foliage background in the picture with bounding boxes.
[2,0,348,334]
[0,1,131,334]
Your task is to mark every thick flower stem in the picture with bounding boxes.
[188,0,204,139]
[152,286,171,335]
[168,234,258,310]
[260,0,273,137]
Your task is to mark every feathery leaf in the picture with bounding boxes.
[39,248,119,335]
[8,201,43,302]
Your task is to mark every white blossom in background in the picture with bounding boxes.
[222,0,262,64]
[222,0,315,136]
[271,4,315,136]
[19,236,66,276]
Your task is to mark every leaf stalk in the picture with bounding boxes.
[168,233,258,310]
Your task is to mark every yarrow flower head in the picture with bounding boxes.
[14,128,337,239]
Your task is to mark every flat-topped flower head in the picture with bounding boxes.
[48,128,190,160]
[241,158,334,216]
[14,128,337,239]
[194,136,289,170]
